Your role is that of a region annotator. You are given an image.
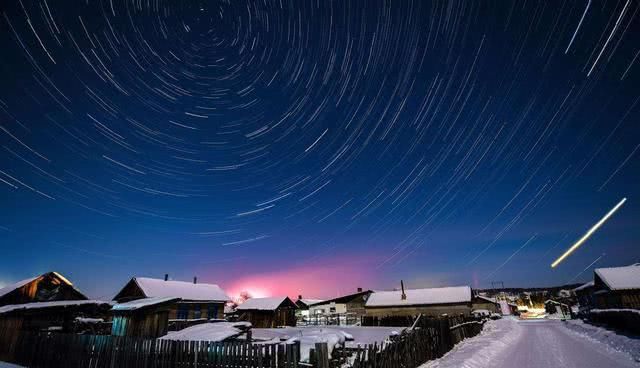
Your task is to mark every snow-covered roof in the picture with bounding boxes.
[473,295,498,304]
[112,296,179,311]
[365,286,471,307]
[298,299,324,305]
[0,277,38,299]
[0,300,111,315]
[574,281,595,292]
[133,277,229,301]
[594,264,640,290]
[236,296,293,311]
[160,321,251,342]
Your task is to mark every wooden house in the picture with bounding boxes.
[0,300,112,334]
[307,288,373,323]
[294,295,324,321]
[592,264,640,309]
[0,271,88,307]
[236,296,298,328]
[113,275,229,322]
[111,297,179,338]
[365,285,472,317]
[471,294,501,314]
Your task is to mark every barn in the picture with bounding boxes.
[236,296,298,328]
[113,275,229,323]
[0,271,88,307]
[365,286,472,317]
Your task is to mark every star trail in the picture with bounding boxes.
[0,0,639,299]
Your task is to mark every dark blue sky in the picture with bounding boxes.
[1,0,639,300]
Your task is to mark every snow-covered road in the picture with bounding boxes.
[424,318,639,368]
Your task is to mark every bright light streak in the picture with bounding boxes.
[551,198,627,268]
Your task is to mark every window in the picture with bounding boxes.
[177,304,189,320]
[193,307,201,319]
[208,305,219,319]
[329,307,336,313]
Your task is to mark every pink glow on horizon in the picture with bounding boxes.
[223,256,382,300]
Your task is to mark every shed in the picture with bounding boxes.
[0,271,88,307]
[365,286,472,317]
[236,296,298,328]
[113,276,229,322]
[111,297,180,338]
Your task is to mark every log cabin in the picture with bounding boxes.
[235,296,298,327]
[0,271,88,307]
[365,285,472,317]
[592,264,640,309]
[112,275,230,323]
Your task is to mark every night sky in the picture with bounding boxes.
[1,0,639,300]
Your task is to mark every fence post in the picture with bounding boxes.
[314,343,329,368]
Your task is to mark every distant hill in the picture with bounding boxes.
[475,283,583,295]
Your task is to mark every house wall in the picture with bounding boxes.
[112,311,169,338]
[594,290,640,309]
[365,303,471,317]
[167,301,225,320]
[309,303,347,315]
[240,308,296,328]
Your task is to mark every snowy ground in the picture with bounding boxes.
[422,317,640,368]
[252,325,404,362]
[0,362,24,368]
[563,319,640,362]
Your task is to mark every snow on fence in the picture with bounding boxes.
[0,315,483,368]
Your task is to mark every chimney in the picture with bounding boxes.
[298,294,302,300]
[401,280,407,300]
[164,274,169,281]
[357,287,363,293]
[193,276,197,284]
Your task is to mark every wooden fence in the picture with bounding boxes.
[0,328,299,368]
[0,315,483,368]
[315,315,484,368]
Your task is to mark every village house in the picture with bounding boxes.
[111,296,180,338]
[112,275,229,323]
[0,271,88,307]
[471,294,501,314]
[592,264,640,309]
[235,296,298,328]
[307,288,373,325]
[294,295,324,322]
[365,285,473,317]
